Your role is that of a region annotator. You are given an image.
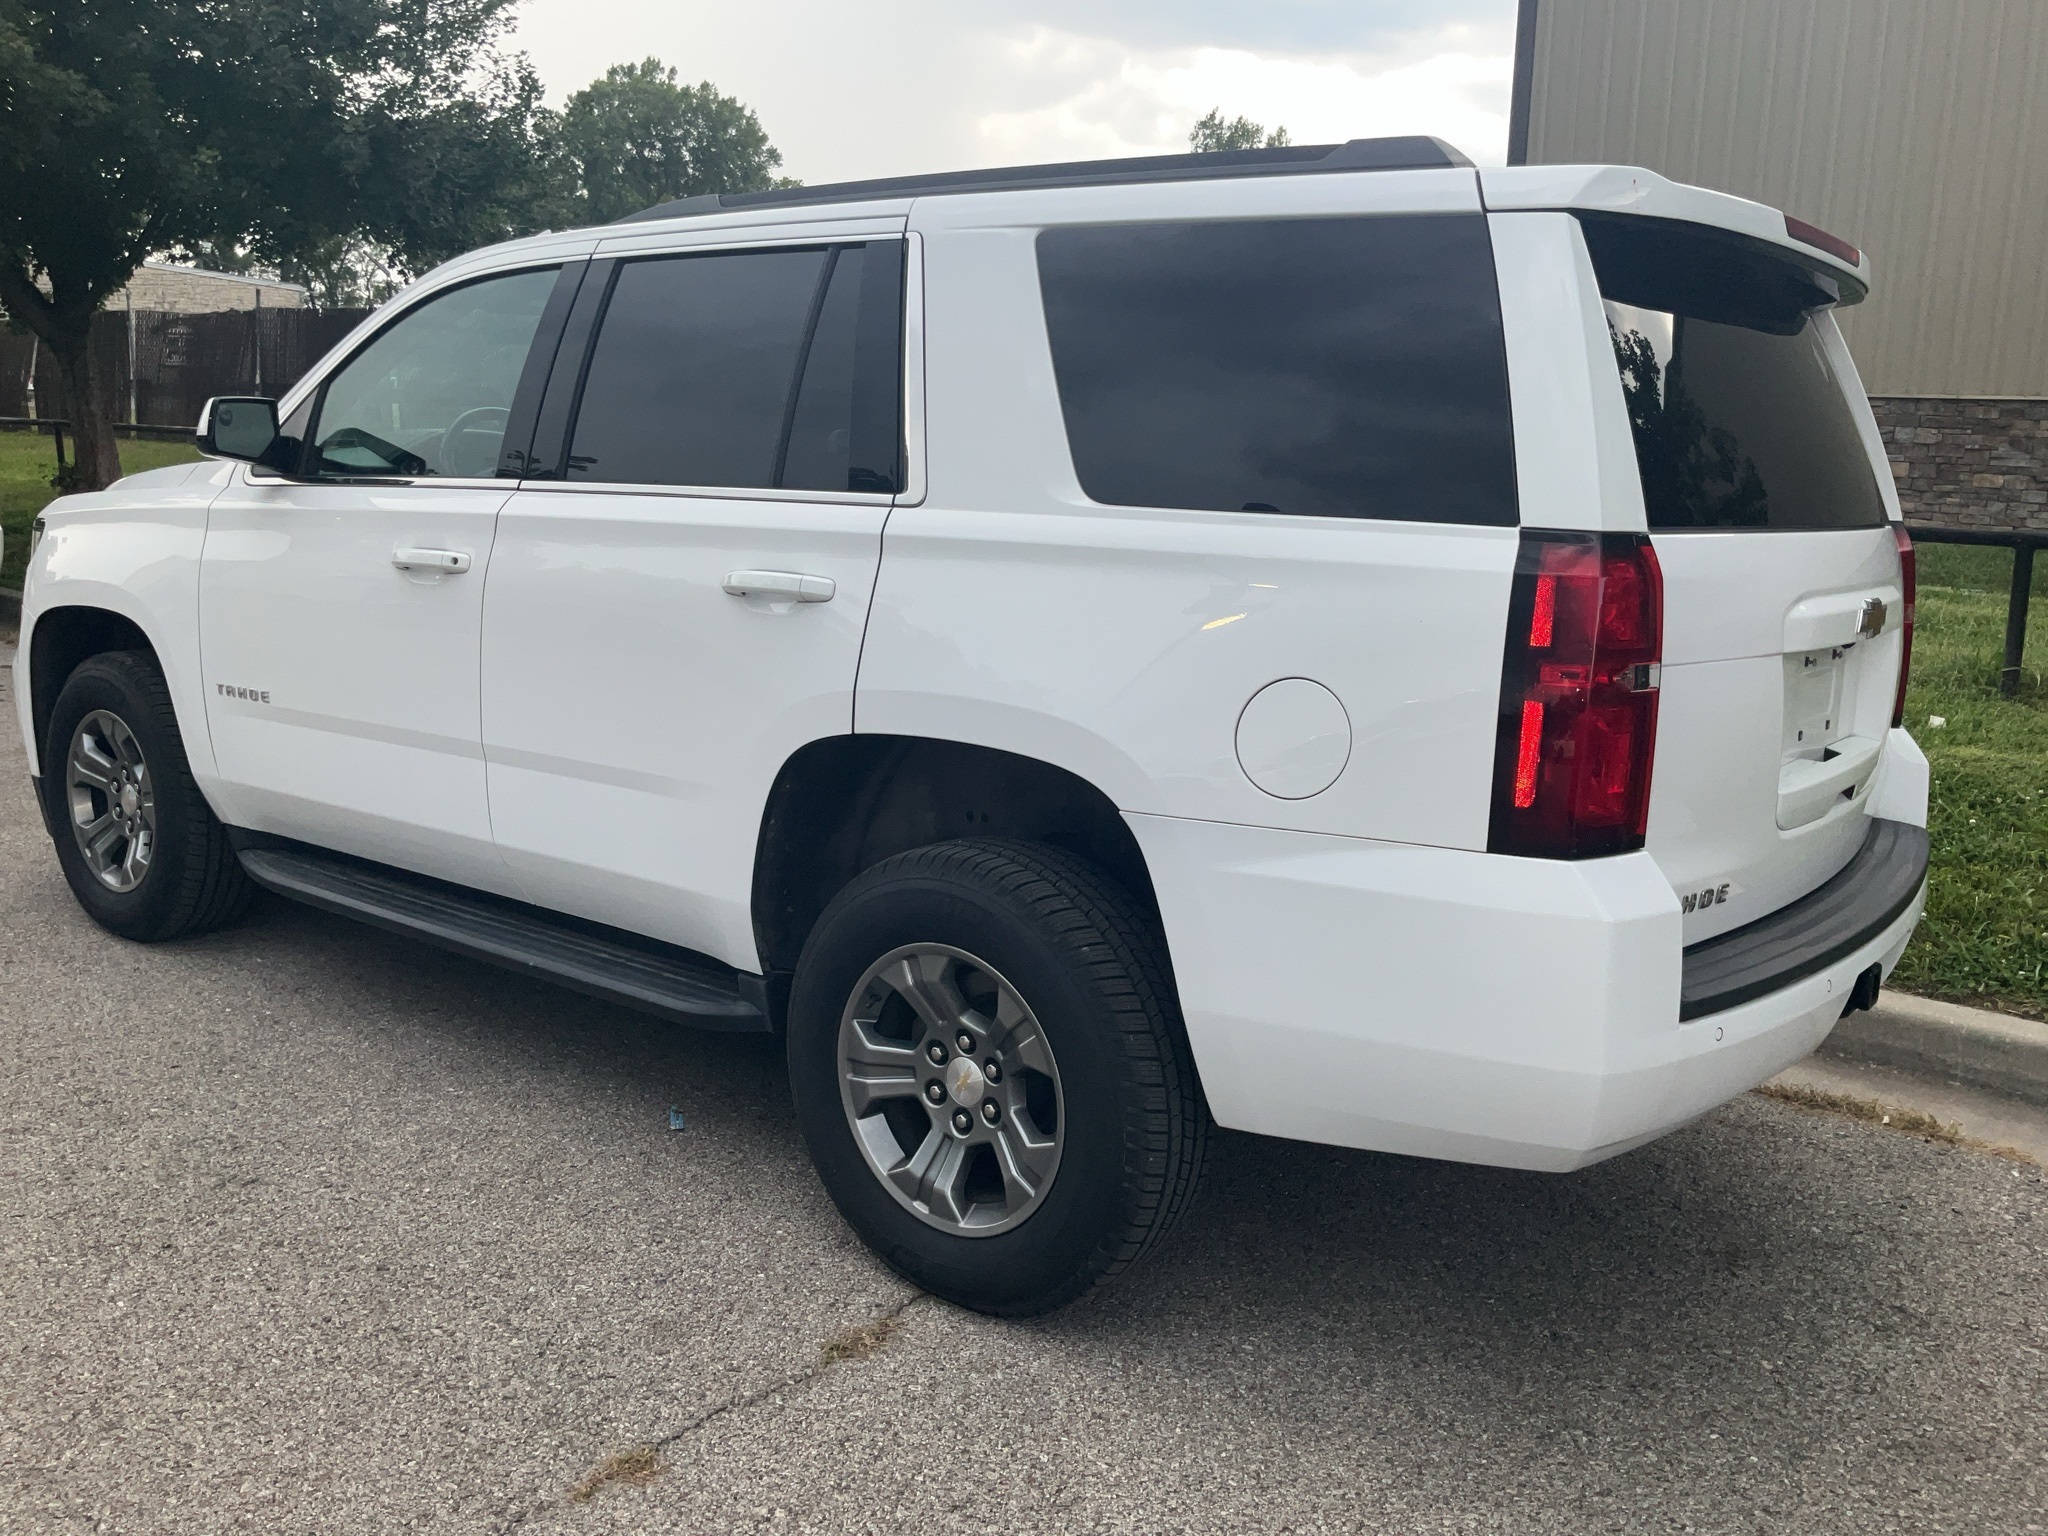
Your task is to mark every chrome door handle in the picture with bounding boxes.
[722,570,835,603]
[392,547,472,574]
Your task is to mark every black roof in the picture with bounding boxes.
[615,136,1472,225]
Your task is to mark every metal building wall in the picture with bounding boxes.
[1512,0,2048,398]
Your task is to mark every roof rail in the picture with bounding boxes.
[614,136,1473,225]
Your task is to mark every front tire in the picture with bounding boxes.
[787,840,1208,1315]
[43,650,252,942]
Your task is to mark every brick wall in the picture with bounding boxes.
[1870,397,2048,531]
[111,265,306,314]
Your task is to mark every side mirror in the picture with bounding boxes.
[196,396,281,463]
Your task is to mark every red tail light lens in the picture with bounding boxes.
[1488,531,1664,859]
[1784,213,1861,268]
[1891,522,1915,728]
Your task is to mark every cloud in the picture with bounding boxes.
[982,0,1515,54]
[975,31,1513,165]
[508,0,1516,184]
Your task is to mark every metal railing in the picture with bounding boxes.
[1904,523,2048,696]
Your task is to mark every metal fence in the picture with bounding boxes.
[1904,524,2048,696]
[0,307,371,431]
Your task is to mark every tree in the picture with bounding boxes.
[0,0,554,488]
[1189,109,1293,153]
[274,237,410,312]
[557,59,790,225]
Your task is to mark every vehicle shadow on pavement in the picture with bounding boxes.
[227,886,2004,1384]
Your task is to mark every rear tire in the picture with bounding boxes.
[43,650,252,942]
[787,839,1208,1315]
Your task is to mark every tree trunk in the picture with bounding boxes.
[0,262,125,492]
[47,323,124,491]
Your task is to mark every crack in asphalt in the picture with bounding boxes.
[493,1291,927,1533]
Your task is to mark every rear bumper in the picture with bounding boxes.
[1681,817,1928,1019]
[1127,811,1926,1174]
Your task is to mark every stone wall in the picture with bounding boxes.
[1870,397,2048,531]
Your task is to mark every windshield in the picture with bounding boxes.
[1580,214,1886,532]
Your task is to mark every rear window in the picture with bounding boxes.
[1035,214,1518,525]
[1579,214,1885,532]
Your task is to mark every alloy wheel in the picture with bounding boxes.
[836,943,1065,1237]
[65,709,156,893]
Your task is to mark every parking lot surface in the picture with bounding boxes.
[3,654,2045,1534]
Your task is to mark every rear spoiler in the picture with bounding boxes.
[1480,164,1869,304]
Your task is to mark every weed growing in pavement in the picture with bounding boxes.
[571,1444,662,1501]
[1754,1081,2037,1164]
[819,1311,904,1366]
[555,1304,915,1509]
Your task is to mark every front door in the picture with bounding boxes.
[482,234,907,967]
[199,265,564,891]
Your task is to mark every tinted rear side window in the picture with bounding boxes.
[1036,214,1517,525]
[565,241,903,492]
[779,244,907,494]
[1580,214,1885,531]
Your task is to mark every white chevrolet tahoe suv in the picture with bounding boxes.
[15,138,1929,1315]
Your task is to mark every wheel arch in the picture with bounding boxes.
[26,604,159,777]
[752,735,1161,984]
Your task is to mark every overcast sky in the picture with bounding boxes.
[509,0,1520,185]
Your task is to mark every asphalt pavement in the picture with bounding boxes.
[3,646,2045,1535]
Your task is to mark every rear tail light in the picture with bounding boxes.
[1891,522,1915,728]
[1488,531,1663,859]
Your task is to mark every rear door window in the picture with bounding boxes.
[1035,214,1518,525]
[1579,214,1885,531]
[565,241,904,493]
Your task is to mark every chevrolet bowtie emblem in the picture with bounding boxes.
[1858,596,1887,638]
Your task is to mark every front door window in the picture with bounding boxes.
[310,269,558,478]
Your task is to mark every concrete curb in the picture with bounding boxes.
[1822,991,2048,1107]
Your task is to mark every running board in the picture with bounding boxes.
[236,843,771,1031]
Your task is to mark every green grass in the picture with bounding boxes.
[0,429,202,590]
[1887,543,2048,1017]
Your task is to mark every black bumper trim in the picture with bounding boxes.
[1679,818,1929,1022]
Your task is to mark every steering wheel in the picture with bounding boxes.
[440,405,512,478]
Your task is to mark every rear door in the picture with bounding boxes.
[480,230,906,968]
[860,173,1523,854]
[1577,213,1910,943]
